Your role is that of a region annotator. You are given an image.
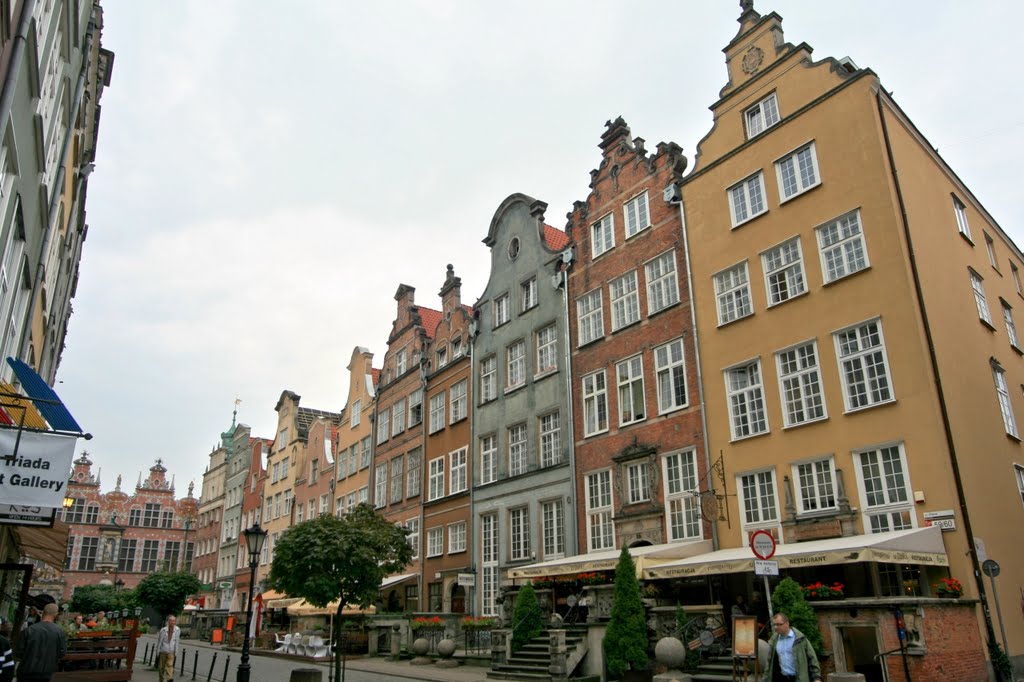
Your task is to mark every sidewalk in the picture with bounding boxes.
[131,636,492,682]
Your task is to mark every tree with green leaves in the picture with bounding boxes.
[510,583,543,652]
[770,577,823,655]
[69,584,135,616]
[268,504,412,682]
[135,571,202,621]
[604,547,649,678]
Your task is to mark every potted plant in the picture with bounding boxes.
[801,581,845,600]
[933,577,964,598]
[409,615,444,632]
[460,616,497,631]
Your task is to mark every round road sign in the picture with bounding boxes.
[750,529,776,560]
[982,559,1000,578]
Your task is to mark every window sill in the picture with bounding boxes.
[611,318,642,335]
[478,397,498,407]
[533,368,559,382]
[504,383,526,396]
[980,318,996,332]
[624,224,652,241]
[647,300,681,319]
[657,403,690,417]
[1006,432,1021,443]
[518,305,538,316]
[1012,343,1024,357]
[717,311,755,329]
[584,428,610,439]
[822,265,872,288]
[577,335,606,349]
[842,397,897,415]
[730,208,769,231]
[619,417,647,429]
[765,289,810,309]
[958,231,975,247]
[730,429,770,443]
[781,415,829,431]
[449,416,468,427]
[778,180,822,206]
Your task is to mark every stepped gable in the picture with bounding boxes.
[565,116,686,241]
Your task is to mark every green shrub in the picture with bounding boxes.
[510,584,543,651]
[604,547,649,678]
[770,577,823,655]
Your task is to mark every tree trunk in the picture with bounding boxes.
[334,600,345,682]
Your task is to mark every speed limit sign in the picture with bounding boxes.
[750,529,777,560]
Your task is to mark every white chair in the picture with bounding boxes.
[273,633,292,653]
[307,635,329,658]
[289,632,303,655]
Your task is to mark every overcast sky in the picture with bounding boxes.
[55,1,1022,495]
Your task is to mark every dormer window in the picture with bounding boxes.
[452,337,463,358]
[396,348,407,376]
[745,93,780,138]
[436,345,448,368]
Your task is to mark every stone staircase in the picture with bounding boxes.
[487,626,594,682]
[689,652,761,681]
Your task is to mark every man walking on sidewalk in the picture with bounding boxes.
[156,615,179,682]
[15,603,66,682]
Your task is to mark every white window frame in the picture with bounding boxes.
[775,340,826,427]
[350,399,361,427]
[984,233,998,270]
[536,324,558,374]
[480,356,497,403]
[853,443,915,534]
[645,250,679,315]
[506,340,526,390]
[450,448,467,494]
[450,380,467,423]
[521,277,538,312]
[591,212,614,258]
[953,195,972,241]
[970,269,993,325]
[374,463,387,508]
[745,92,780,138]
[480,434,497,485]
[480,514,498,616]
[541,500,565,558]
[727,172,767,227]
[714,262,753,325]
[1014,465,1024,508]
[576,288,604,346]
[448,521,467,553]
[408,389,423,426]
[582,370,609,437]
[392,399,406,436]
[663,450,702,541]
[834,318,895,412]
[585,469,614,551]
[376,407,390,444]
[737,469,780,530]
[1012,263,1022,296]
[775,141,820,202]
[406,449,421,498]
[816,209,869,283]
[539,412,561,467]
[655,338,688,414]
[494,294,510,327]
[761,237,807,306]
[624,191,651,239]
[993,362,1018,438]
[427,527,443,558]
[616,355,646,426]
[406,518,420,560]
[509,507,530,561]
[428,457,445,501]
[626,462,650,504]
[396,348,407,376]
[792,457,838,514]
[725,359,768,440]
[1002,300,1020,350]
[429,392,445,434]
[508,423,527,477]
[610,270,640,331]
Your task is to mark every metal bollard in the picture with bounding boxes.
[180,649,186,676]
[207,652,217,682]
[192,649,199,680]
[221,655,230,682]
[143,643,150,664]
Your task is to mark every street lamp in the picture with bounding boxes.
[237,522,267,682]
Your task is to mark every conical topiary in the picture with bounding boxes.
[603,546,649,678]
[510,583,544,651]
[770,577,823,654]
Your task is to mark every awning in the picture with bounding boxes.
[644,526,948,579]
[13,519,70,568]
[380,573,418,590]
[286,599,376,617]
[5,358,83,432]
[507,540,714,579]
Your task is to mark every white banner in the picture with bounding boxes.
[0,431,76,507]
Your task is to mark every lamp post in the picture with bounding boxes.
[237,522,267,682]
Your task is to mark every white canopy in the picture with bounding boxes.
[507,539,713,579]
[644,526,948,579]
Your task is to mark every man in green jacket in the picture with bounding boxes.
[763,613,822,682]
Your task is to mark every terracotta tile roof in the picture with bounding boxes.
[544,224,569,251]
[418,306,443,340]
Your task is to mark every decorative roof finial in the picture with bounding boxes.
[232,397,241,428]
[739,0,760,22]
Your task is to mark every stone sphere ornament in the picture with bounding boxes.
[437,639,456,658]
[655,636,687,670]
[411,637,430,656]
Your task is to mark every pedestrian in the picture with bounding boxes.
[156,615,179,682]
[763,613,822,682]
[732,594,750,618]
[14,603,67,682]
[0,619,13,682]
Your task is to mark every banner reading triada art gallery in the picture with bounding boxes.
[0,430,76,507]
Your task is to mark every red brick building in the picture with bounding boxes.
[62,453,199,599]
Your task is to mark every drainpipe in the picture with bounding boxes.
[558,259,579,556]
[0,0,37,139]
[467,321,477,614]
[667,187,719,551]
[18,17,95,364]
[874,88,1002,676]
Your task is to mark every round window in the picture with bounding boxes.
[508,237,520,260]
